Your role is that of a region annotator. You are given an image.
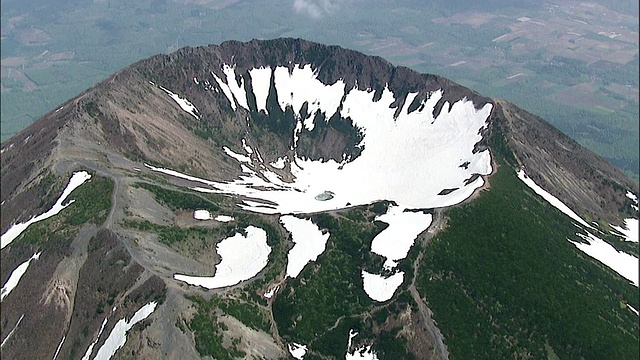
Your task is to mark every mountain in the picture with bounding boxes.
[1,38,637,360]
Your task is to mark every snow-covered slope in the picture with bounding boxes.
[149,64,493,216]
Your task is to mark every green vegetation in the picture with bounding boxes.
[132,182,221,212]
[313,316,370,359]
[65,175,114,225]
[13,173,113,246]
[210,296,271,332]
[186,295,246,360]
[273,208,390,349]
[374,329,415,360]
[121,219,212,246]
[230,214,287,302]
[415,138,639,359]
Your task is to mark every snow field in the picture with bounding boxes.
[174,226,270,289]
[361,270,404,302]
[185,69,493,215]
[370,206,432,270]
[279,215,330,278]
[146,64,495,304]
[2,171,92,249]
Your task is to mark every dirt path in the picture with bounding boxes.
[409,209,449,360]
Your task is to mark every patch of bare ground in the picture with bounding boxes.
[0,233,74,360]
[53,229,147,359]
[219,314,286,359]
[111,285,202,360]
[40,225,99,325]
[125,187,175,226]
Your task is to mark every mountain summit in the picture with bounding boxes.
[1,38,638,359]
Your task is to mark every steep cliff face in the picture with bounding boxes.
[1,39,637,360]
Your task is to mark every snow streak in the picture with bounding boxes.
[1,171,92,249]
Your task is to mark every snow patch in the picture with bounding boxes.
[264,285,279,299]
[211,71,237,110]
[0,314,24,349]
[144,163,216,187]
[288,343,308,360]
[52,336,66,360]
[215,215,234,222]
[222,64,249,110]
[346,345,379,360]
[611,219,639,243]
[345,329,379,360]
[270,156,287,169]
[1,252,41,301]
[273,64,345,143]
[242,139,254,154]
[1,171,92,249]
[626,191,639,211]
[249,67,272,114]
[569,231,638,287]
[273,64,345,123]
[223,146,251,164]
[361,270,404,302]
[159,85,200,119]
[82,317,109,360]
[517,169,593,229]
[93,302,158,360]
[370,206,432,270]
[194,210,212,220]
[174,226,270,288]
[280,215,330,278]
